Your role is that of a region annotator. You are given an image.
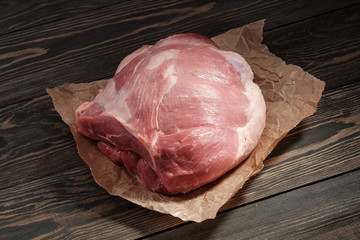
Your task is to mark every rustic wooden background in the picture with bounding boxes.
[0,0,359,239]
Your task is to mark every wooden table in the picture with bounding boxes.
[1,1,359,239]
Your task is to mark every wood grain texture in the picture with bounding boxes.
[0,164,183,240]
[0,82,358,239]
[0,0,357,108]
[0,0,121,35]
[143,170,360,240]
[0,95,82,190]
[263,3,360,90]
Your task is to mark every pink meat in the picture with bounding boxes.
[75,33,266,195]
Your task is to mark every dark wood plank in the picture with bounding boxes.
[0,164,183,240]
[0,82,358,239]
[263,4,360,90]
[143,170,360,240]
[0,96,83,190]
[0,0,357,107]
[0,0,121,35]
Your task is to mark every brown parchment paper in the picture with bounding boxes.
[46,20,325,222]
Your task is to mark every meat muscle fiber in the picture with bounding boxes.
[75,33,266,195]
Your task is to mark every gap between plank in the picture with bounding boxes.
[137,167,360,240]
[263,2,360,32]
[0,1,126,37]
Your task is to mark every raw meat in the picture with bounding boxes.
[75,33,266,195]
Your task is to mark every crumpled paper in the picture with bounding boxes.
[47,20,325,222]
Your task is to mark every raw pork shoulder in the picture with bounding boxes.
[75,33,266,195]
